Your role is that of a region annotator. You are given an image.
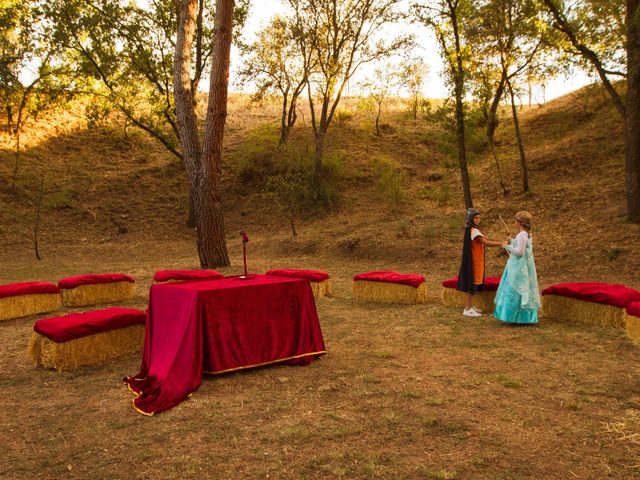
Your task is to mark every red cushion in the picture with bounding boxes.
[542,283,640,308]
[153,270,223,282]
[265,269,329,282]
[0,281,60,299]
[442,276,501,291]
[33,307,146,343]
[353,271,425,288]
[58,274,135,289]
[626,301,640,318]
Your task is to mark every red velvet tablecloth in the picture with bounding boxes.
[125,275,326,416]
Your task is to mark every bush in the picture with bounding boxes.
[334,108,355,125]
[372,156,407,205]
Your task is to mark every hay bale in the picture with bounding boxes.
[0,282,61,321]
[28,325,145,371]
[441,288,496,311]
[59,274,135,307]
[310,279,332,299]
[353,280,427,304]
[624,302,640,345]
[265,269,332,299]
[154,269,224,283]
[0,293,61,322]
[541,295,626,327]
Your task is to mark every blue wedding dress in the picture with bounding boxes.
[493,231,541,324]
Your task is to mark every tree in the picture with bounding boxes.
[43,0,248,227]
[0,1,70,189]
[398,57,428,122]
[173,0,236,267]
[542,0,639,221]
[626,0,640,222]
[238,16,309,146]
[414,0,475,209]
[287,0,411,198]
[360,65,397,136]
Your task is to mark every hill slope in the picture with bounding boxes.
[0,85,638,287]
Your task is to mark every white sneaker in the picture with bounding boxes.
[463,308,482,317]
[472,307,483,314]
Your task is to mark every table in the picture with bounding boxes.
[125,275,326,415]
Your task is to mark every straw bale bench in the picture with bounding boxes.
[153,269,224,283]
[541,283,640,328]
[625,302,640,345]
[352,271,427,304]
[58,273,135,307]
[265,269,332,299]
[28,307,146,371]
[441,276,500,311]
[0,282,61,322]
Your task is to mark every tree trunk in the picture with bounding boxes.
[375,101,382,136]
[173,0,230,267]
[187,191,196,227]
[34,175,44,260]
[12,130,21,190]
[279,89,289,146]
[454,83,473,208]
[199,0,233,267]
[507,77,529,192]
[626,0,640,222]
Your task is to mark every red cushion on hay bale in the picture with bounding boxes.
[28,307,146,371]
[34,307,145,343]
[266,269,330,282]
[441,276,500,291]
[541,283,640,328]
[266,269,331,298]
[353,271,425,288]
[0,281,60,298]
[58,273,135,307]
[627,302,640,318]
[153,270,223,282]
[541,283,640,308]
[0,281,61,322]
[625,301,640,345]
[58,273,135,289]
[353,271,427,304]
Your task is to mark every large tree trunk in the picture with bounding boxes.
[200,0,233,267]
[11,130,21,190]
[173,0,230,267]
[507,77,529,193]
[626,0,640,222]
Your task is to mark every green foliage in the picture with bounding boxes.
[423,99,487,163]
[372,156,406,205]
[333,108,355,125]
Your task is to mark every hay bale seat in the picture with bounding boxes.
[58,274,135,307]
[28,307,146,371]
[353,271,427,304]
[441,276,500,311]
[0,282,61,322]
[265,269,332,299]
[541,283,640,328]
[625,302,640,345]
[153,269,224,283]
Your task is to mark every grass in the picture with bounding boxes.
[1,86,640,478]
[1,248,639,479]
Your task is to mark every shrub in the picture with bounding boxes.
[334,108,355,125]
[372,156,406,205]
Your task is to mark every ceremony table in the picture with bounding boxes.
[125,275,326,416]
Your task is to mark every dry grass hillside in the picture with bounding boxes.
[0,84,637,288]
[1,86,640,479]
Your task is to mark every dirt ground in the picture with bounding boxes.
[1,241,639,480]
